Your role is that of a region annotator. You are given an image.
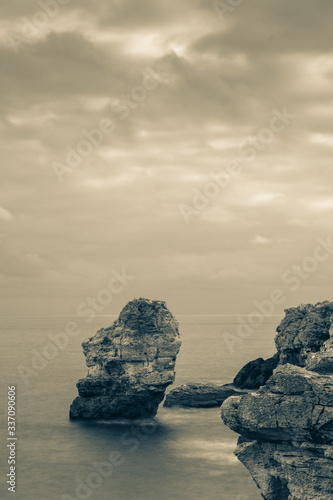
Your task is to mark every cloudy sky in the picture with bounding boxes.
[1,0,333,316]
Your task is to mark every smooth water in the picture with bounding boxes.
[0,315,281,500]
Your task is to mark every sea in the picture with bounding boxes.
[0,314,282,500]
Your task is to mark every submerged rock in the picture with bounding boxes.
[70,298,181,420]
[233,353,279,389]
[164,383,246,408]
[222,302,333,500]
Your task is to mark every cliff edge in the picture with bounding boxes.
[221,301,333,500]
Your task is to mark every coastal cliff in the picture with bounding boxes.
[70,298,181,419]
[221,301,333,500]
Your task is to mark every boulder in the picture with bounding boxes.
[70,298,182,420]
[233,353,279,389]
[164,383,246,408]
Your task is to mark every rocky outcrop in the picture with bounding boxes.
[164,383,246,408]
[275,301,333,366]
[235,439,333,500]
[222,302,333,500]
[233,353,279,389]
[70,298,181,420]
[223,363,333,443]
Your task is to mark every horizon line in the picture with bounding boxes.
[0,313,285,318]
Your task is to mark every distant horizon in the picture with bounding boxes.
[0,313,287,318]
[1,0,333,319]
[1,3,332,500]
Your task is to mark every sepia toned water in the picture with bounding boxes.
[0,315,281,500]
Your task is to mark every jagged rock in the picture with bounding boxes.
[233,302,333,391]
[235,439,333,500]
[163,383,246,408]
[306,336,333,374]
[223,364,333,442]
[222,302,333,500]
[275,301,333,366]
[233,353,279,389]
[70,298,182,420]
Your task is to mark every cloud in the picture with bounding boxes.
[1,0,333,315]
[0,207,12,220]
[194,1,333,56]
[252,235,272,245]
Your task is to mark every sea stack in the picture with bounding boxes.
[70,298,182,420]
[221,301,333,500]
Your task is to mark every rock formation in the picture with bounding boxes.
[275,301,333,366]
[222,301,333,500]
[70,298,182,420]
[233,353,279,390]
[164,383,246,408]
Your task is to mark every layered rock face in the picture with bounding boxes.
[70,298,181,420]
[222,301,333,500]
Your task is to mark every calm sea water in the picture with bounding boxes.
[0,315,282,500]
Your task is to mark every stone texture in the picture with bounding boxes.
[235,439,333,500]
[70,298,181,419]
[306,336,333,374]
[222,302,333,500]
[275,301,333,366]
[233,353,279,389]
[223,364,333,442]
[164,383,246,408]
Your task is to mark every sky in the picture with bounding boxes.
[1,0,333,316]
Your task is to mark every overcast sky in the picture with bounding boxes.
[1,0,333,316]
